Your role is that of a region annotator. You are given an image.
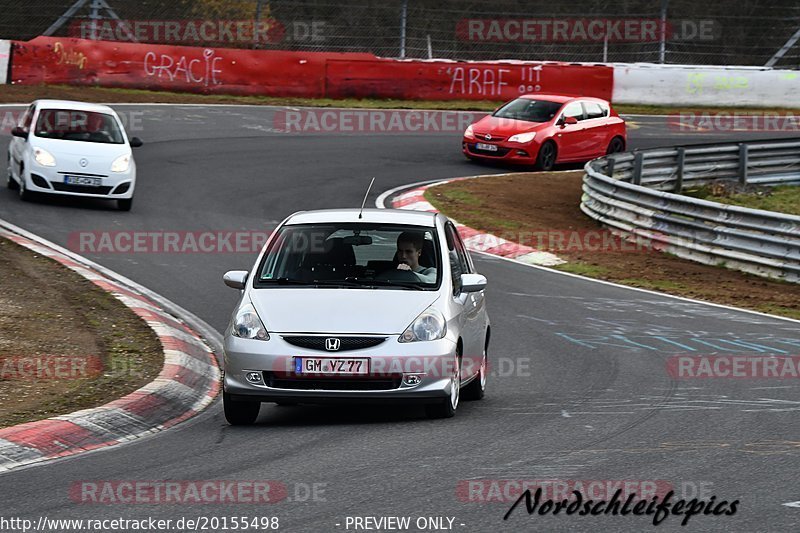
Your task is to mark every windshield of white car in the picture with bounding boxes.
[34,109,125,144]
[492,99,563,123]
[254,223,441,290]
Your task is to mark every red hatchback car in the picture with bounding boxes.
[462,94,626,170]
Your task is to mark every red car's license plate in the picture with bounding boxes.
[475,142,498,151]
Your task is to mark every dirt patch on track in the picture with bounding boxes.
[426,172,800,320]
[0,237,163,428]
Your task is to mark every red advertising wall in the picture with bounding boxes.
[325,59,613,100]
[10,37,614,101]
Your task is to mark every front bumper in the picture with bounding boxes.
[24,165,135,199]
[223,333,458,404]
[462,138,540,164]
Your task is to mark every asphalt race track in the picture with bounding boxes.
[2,105,799,532]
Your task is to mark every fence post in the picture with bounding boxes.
[633,151,644,185]
[739,143,749,185]
[606,157,615,177]
[675,147,685,192]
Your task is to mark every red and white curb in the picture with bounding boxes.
[389,177,566,267]
[0,223,220,472]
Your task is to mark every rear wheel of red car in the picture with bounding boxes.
[606,137,625,154]
[535,141,557,171]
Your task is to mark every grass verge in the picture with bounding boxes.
[425,171,800,320]
[0,237,163,428]
[2,84,800,115]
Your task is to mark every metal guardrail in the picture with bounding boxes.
[581,138,800,283]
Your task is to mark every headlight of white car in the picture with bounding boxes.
[508,131,536,143]
[231,302,270,341]
[399,307,447,343]
[464,125,475,139]
[111,154,131,173]
[33,148,56,167]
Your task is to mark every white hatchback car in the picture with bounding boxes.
[222,208,491,424]
[7,100,142,211]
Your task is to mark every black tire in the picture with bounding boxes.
[606,136,625,155]
[6,154,18,190]
[534,141,557,171]
[223,391,260,425]
[425,353,460,419]
[462,342,487,402]
[117,198,133,211]
[18,175,32,201]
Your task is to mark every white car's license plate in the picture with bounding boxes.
[65,175,101,187]
[475,142,498,151]
[295,357,369,375]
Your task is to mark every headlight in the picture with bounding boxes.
[399,307,447,343]
[33,148,56,167]
[508,131,536,143]
[111,154,131,173]
[464,125,475,139]
[231,302,270,341]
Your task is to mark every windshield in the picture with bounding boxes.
[34,109,125,144]
[255,223,441,289]
[492,98,563,123]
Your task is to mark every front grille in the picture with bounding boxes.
[282,336,387,352]
[51,182,113,195]
[476,133,507,142]
[264,371,402,390]
[467,143,511,157]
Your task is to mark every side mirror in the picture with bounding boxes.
[11,126,28,139]
[564,116,579,125]
[461,273,487,293]
[223,270,249,290]
[129,137,144,148]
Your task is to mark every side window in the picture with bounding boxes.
[445,223,470,295]
[583,102,607,119]
[561,101,584,121]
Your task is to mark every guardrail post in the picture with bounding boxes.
[739,143,749,185]
[606,157,615,177]
[675,147,685,192]
[633,151,644,185]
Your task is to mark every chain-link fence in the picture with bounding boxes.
[2,0,800,67]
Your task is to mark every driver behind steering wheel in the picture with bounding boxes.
[395,231,437,283]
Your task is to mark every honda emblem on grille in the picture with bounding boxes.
[485,134,492,140]
[325,338,341,351]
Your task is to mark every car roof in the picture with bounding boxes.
[518,94,610,105]
[34,100,117,114]
[285,208,439,227]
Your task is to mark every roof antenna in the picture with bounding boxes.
[358,177,375,219]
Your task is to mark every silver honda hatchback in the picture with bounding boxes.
[221,208,490,424]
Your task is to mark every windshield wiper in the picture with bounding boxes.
[344,278,425,290]
[259,277,312,285]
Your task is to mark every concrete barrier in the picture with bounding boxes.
[0,40,10,84]
[612,63,800,108]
